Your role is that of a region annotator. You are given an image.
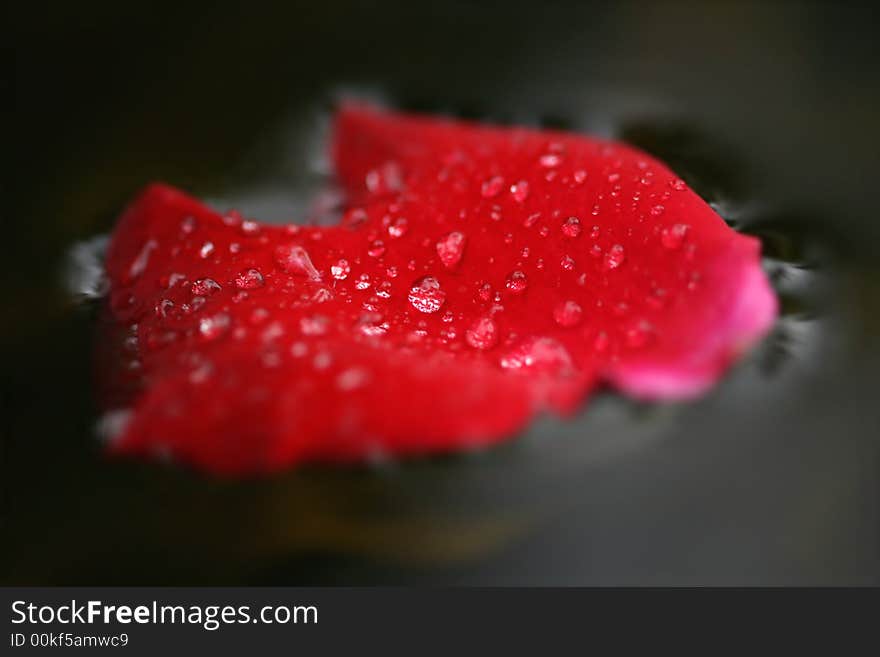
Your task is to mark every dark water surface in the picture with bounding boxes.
[6,1,879,584]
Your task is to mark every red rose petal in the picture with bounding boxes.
[100,105,776,474]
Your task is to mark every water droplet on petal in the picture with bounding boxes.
[603,244,626,270]
[191,278,222,296]
[337,367,370,391]
[465,316,499,350]
[331,259,351,280]
[553,300,583,327]
[312,287,334,303]
[375,281,393,298]
[234,269,264,290]
[300,314,329,336]
[408,276,446,313]
[387,217,409,238]
[539,153,562,168]
[355,273,371,290]
[274,244,321,280]
[357,312,389,336]
[510,180,530,202]
[661,224,689,250]
[199,242,215,259]
[155,298,175,318]
[436,231,467,269]
[198,312,231,341]
[481,175,505,198]
[505,270,528,294]
[650,204,665,217]
[499,337,573,374]
[313,351,333,370]
[561,216,582,237]
[523,213,541,228]
[367,240,386,258]
[241,219,261,235]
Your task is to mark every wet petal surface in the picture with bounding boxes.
[101,106,776,474]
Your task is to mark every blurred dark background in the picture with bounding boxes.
[5,1,879,584]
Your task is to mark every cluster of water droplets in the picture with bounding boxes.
[80,119,731,410]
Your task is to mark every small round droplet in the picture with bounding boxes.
[481,175,505,198]
[539,153,561,168]
[241,220,261,235]
[199,242,215,259]
[367,240,386,258]
[337,367,370,391]
[331,259,351,280]
[661,224,689,250]
[523,213,541,228]
[505,270,528,294]
[560,255,575,271]
[436,231,467,269]
[465,316,499,350]
[510,180,530,203]
[198,313,231,341]
[499,337,573,374]
[357,312,389,337]
[553,300,583,327]
[300,315,329,336]
[155,298,175,318]
[603,244,626,270]
[561,216,582,237]
[650,204,665,217]
[376,281,393,298]
[408,276,446,313]
[387,217,409,238]
[235,269,264,290]
[191,278,222,296]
